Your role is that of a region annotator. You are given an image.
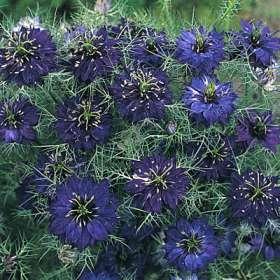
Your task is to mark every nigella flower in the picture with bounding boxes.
[55,94,112,150]
[79,270,119,280]
[230,170,280,226]
[182,75,238,126]
[235,20,280,68]
[186,136,236,182]
[164,218,218,272]
[66,26,121,82]
[34,150,81,197]
[130,28,171,66]
[0,98,40,143]
[49,176,118,250]
[111,66,172,122]
[235,110,280,153]
[249,231,280,260]
[176,26,224,74]
[0,26,57,86]
[126,155,189,213]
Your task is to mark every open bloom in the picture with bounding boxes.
[79,271,119,280]
[176,26,224,74]
[182,75,237,126]
[230,170,280,226]
[186,136,236,182]
[66,26,121,82]
[49,176,118,250]
[235,110,280,153]
[164,218,218,272]
[130,27,171,66]
[55,94,112,150]
[234,20,280,68]
[111,66,172,122]
[126,155,189,213]
[0,26,57,85]
[0,98,40,143]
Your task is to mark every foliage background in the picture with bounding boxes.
[0,0,279,280]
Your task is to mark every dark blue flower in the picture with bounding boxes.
[55,94,112,150]
[234,20,280,68]
[182,75,238,126]
[130,27,171,66]
[66,26,121,82]
[126,155,189,213]
[49,176,118,250]
[0,98,40,143]
[186,136,236,182]
[249,231,280,261]
[111,66,172,122]
[230,170,280,226]
[235,110,280,153]
[0,26,57,86]
[164,218,218,272]
[219,227,237,257]
[176,26,224,74]
[34,150,82,197]
[79,271,118,280]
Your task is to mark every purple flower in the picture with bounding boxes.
[0,26,57,86]
[130,27,171,66]
[230,170,280,226]
[249,231,280,261]
[176,26,224,74]
[235,110,280,153]
[79,271,119,280]
[186,136,236,182]
[49,176,118,250]
[66,26,121,82]
[164,218,218,272]
[0,98,40,143]
[55,94,112,150]
[235,20,280,68]
[111,66,172,122]
[126,155,189,213]
[182,75,238,126]
[34,150,82,197]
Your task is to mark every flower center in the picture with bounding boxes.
[151,174,168,190]
[180,235,202,253]
[76,100,102,131]
[204,82,216,103]
[2,107,23,128]
[146,38,157,53]
[79,37,103,59]
[249,186,265,201]
[193,33,206,53]
[67,194,98,227]
[251,29,261,47]
[251,118,267,139]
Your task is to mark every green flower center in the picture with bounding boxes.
[251,118,267,139]
[77,101,102,131]
[3,107,22,128]
[249,186,265,201]
[180,235,202,253]
[194,33,206,53]
[146,38,157,53]
[68,194,98,227]
[151,174,168,190]
[204,82,216,103]
[251,29,261,46]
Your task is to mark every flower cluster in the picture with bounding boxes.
[3,14,280,280]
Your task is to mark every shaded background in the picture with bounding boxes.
[0,0,279,29]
